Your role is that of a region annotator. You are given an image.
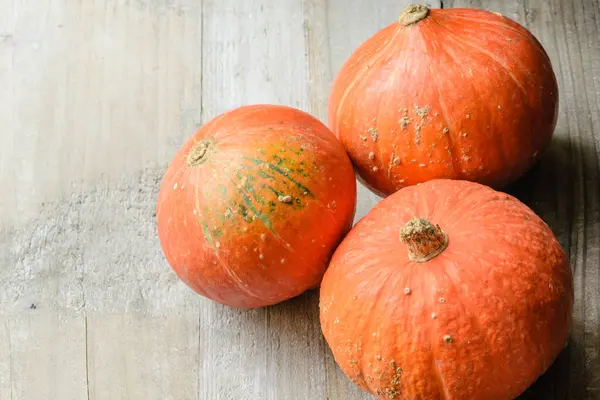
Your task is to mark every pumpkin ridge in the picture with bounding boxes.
[372,57,403,190]
[436,257,500,395]
[443,245,559,398]
[333,26,405,137]
[447,194,516,228]
[434,360,451,400]
[454,221,549,240]
[171,160,194,188]
[435,14,540,50]
[420,32,459,178]
[375,30,414,189]
[432,20,533,112]
[441,24,554,170]
[156,164,187,221]
[193,170,234,243]
[200,221,214,246]
[282,125,340,147]
[427,21,512,179]
[440,191,503,228]
[194,179,234,282]
[229,124,333,149]
[339,250,393,282]
[197,207,263,301]
[193,170,212,229]
[422,266,451,400]
[214,249,264,301]
[358,270,397,395]
[429,19,551,174]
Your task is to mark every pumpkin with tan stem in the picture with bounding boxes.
[157,104,357,308]
[328,4,559,196]
[319,179,573,399]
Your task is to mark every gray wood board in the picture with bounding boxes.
[0,0,598,399]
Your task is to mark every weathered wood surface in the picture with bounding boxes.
[0,0,598,399]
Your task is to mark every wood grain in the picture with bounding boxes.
[2,313,87,400]
[0,0,599,399]
[0,1,203,399]
[0,0,204,226]
[0,190,89,399]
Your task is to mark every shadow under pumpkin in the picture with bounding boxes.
[506,131,597,400]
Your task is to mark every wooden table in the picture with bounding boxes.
[0,0,598,399]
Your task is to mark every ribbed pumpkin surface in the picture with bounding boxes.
[320,179,573,399]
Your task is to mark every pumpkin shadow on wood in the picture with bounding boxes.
[262,287,322,328]
[261,287,324,340]
[252,288,327,364]
[201,288,329,393]
[515,342,574,399]
[503,134,573,249]
[504,133,588,400]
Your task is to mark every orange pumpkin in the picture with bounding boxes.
[320,179,573,399]
[157,104,357,308]
[328,4,559,196]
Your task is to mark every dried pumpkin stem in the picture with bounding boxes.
[187,138,215,167]
[400,217,448,262]
[398,4,430,26]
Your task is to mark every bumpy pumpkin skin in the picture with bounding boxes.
[328,5,559,197]
[320,179,573,399]
[157,105,357,308]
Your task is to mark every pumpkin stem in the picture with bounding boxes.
[400,218,448,262]
[398,4,430,26]
[187,138,215,167]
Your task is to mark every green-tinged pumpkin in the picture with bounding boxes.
[157,104,357,308]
